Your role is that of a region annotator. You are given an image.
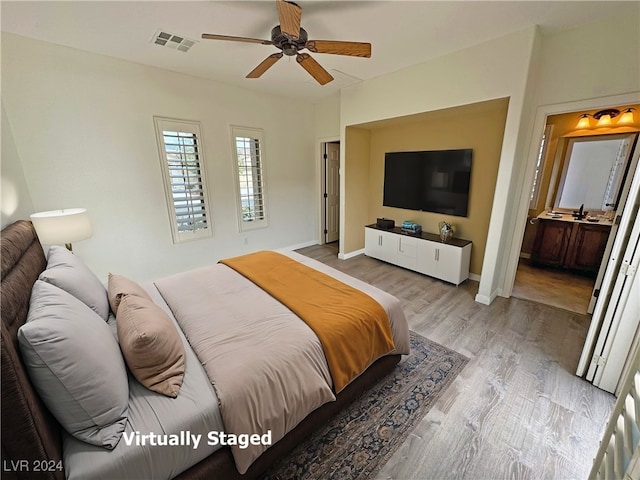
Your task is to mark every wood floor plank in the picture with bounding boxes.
[296,244,615,480]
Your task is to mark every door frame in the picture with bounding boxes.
[502,92,640,300]
[317,136,340,245]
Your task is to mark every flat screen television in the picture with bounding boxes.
[383,149,473,217]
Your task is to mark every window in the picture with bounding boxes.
[154,117,211,243]
[529,124,553,210]
[231,127,267,231]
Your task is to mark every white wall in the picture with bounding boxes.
[502,13,640,301]
[1,102,34,226]
[1,33,317,282]
[314,93,341,140]
[534,13,640,108]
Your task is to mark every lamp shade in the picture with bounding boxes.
[619,109,635,125]
[30,208,93,245]
[576,114,591,129]
[596,114,613,127]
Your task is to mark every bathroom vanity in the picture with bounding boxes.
[531,211,612,273]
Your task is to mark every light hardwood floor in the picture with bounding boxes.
[296,244,615,480]
[512,259,596,315]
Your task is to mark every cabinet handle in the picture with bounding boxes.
[435,248,440,261]
[399,238,403,253]
[379,235,382,246]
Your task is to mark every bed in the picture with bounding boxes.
[1,220,410,479]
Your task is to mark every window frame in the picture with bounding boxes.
[230,126,268,232]
[529,124,553,210]
[153,116,212,244]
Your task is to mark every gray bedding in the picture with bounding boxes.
[154,250,410,474]
[63,286,224,480]
[62,251,410,479]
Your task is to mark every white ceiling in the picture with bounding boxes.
[2,1,638,102]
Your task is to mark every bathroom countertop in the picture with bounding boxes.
[536,210,614,226]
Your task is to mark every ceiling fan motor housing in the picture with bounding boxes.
[271,25,308,55]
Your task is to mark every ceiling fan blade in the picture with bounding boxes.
[305,40,371,58]
[296,53,334,85]
[246,53,284,78]
[276,0,302,39]
[201,33,272,45]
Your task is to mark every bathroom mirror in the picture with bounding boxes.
[555,133,637,212]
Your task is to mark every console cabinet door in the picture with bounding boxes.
[416,241,438,277]
[436,243,469,285]
[364,228,398,264]
[416,242,468,284]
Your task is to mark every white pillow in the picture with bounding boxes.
[39,245,109,320]
[18,280,129,449]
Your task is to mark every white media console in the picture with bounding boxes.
[364,225,472,285]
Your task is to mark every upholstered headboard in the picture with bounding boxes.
[1,220,64,480]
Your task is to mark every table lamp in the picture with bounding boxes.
[30,208,93,251]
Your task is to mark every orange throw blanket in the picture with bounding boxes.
[219,251,395,392]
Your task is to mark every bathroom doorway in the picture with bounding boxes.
[511,108,639,315]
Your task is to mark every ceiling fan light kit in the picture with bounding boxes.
[201,0,371,85]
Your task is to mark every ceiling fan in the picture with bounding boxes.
[201,0,371,85]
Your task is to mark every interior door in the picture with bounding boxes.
[325,142,340,243]
[587,134,639,313]
[588,201,639,393]
[577,149,640,391]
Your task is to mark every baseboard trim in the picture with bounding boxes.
[339,248,364,260]
[475,288,500,305]
[469,273,481,282]
[279,240,319,252]
[519,252,531,259]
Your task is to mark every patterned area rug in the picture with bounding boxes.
[264,331,469,479]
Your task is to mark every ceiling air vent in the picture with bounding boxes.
[151,29,196,53]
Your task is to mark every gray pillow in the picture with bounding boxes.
[39,245,109,320]
[18,280,129,449]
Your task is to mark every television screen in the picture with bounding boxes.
[383,149,473,217]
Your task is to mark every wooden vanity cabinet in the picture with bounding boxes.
[531,219,610,273]
[530,220,573,267]
[564,223,611,272]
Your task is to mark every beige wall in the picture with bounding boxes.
[340,27,538,302]
[343,127,371,252]
[345,98,508,275]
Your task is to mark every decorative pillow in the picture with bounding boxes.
[18,280,129,449]
[107,273,152,315]
[39,245,109,320]
[117,295,185,398]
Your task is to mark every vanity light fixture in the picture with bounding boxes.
[574,107,637,129]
